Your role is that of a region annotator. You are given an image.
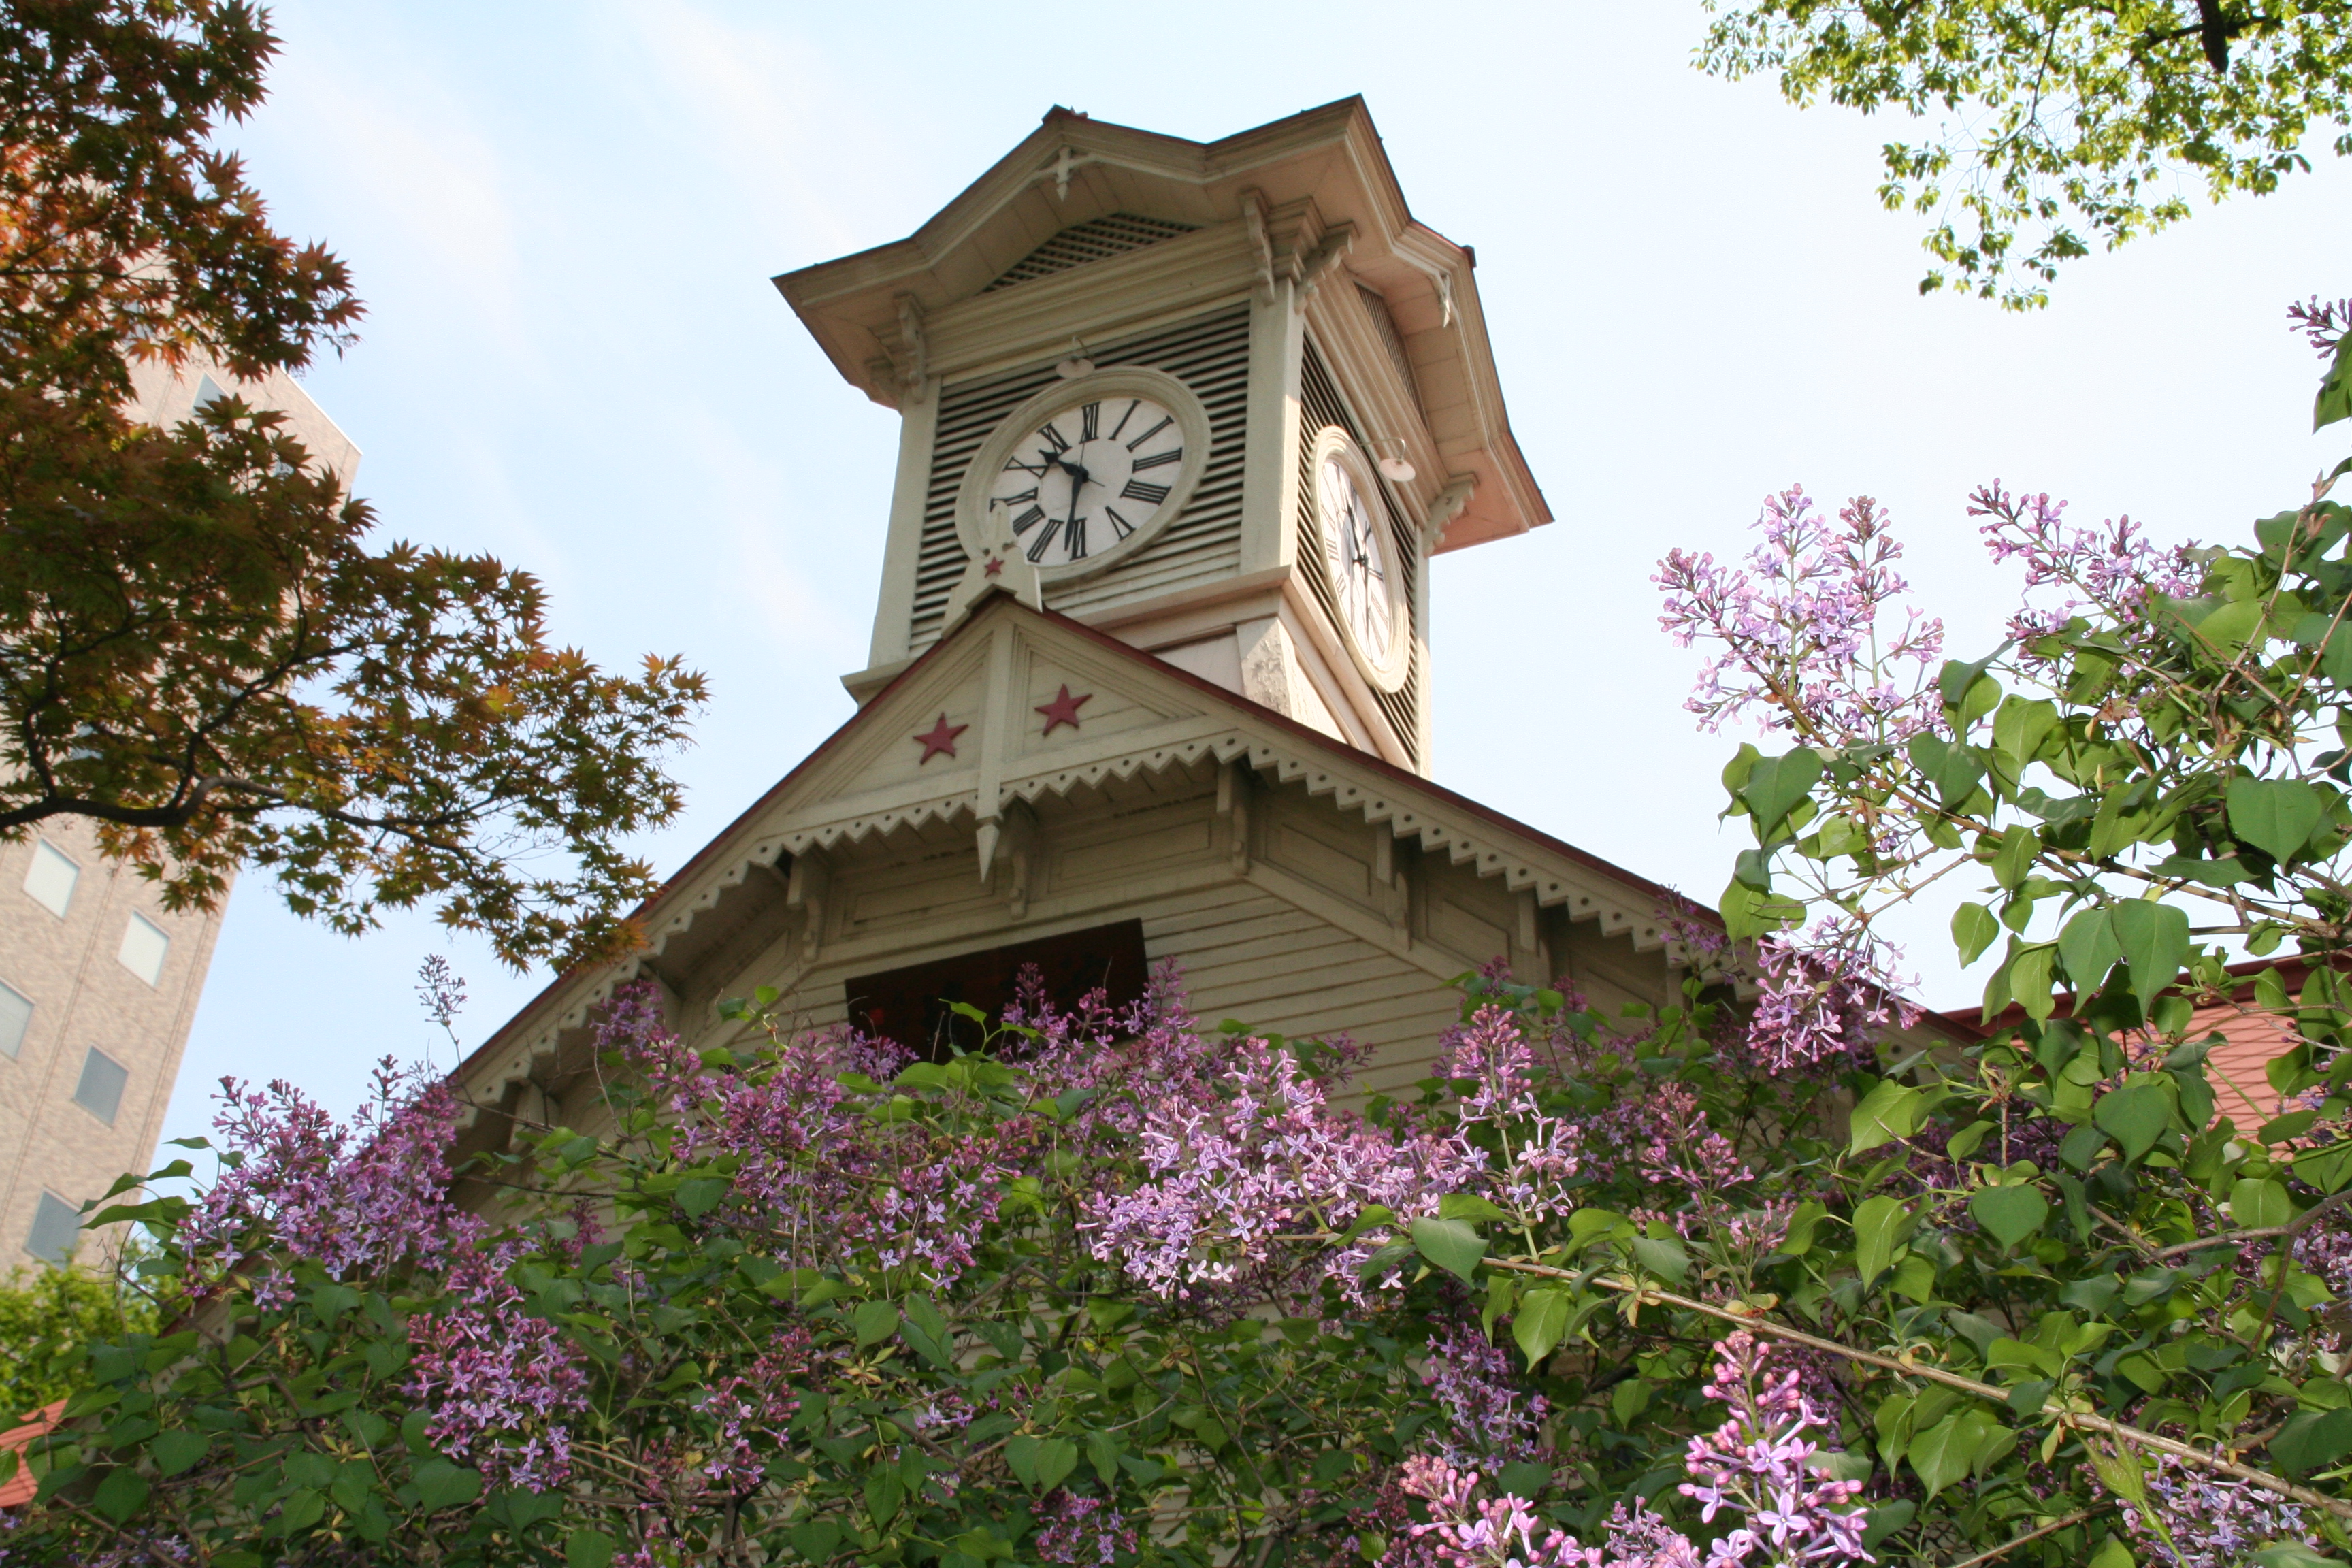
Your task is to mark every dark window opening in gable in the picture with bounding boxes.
[844,919,1150,1060]
[984,214,1198,292]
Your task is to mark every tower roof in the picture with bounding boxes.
[775,98,1548,552]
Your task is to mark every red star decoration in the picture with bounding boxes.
[1034,684,1092,735]
[912,712,968,764]
[983,555,1005,578]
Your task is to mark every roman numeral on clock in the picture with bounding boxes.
[1039,423,1070,453]
[1064,516,1088,558]
[1011,505,1046,534]
[1109,399,1140,440]
[1132,447,1181,470]
[1124,416,1172,451]
[996,488,1037,506]
[1104,505,1134,540]
[1025,519,1062,561]
[1121,478,1170,505]
[1080,402,1100,440]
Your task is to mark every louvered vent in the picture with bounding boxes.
[907,306,1251,652]
[1296,338,1421,767]
[983,213,1198,291]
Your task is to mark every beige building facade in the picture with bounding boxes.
[1,363,357,1267]
[453,99,1697,1167]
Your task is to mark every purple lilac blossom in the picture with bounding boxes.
[1034,1490,1140,1565]
[2116,1452,2308,1568]
[1085,1034,1481,1302]
[1678,1332,1871,1568]
[1655,486,1944,742]
[1422,1320,1549,1467]
[1744,924,1921,1074]
[1972,483,2200,644]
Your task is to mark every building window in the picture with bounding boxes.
[843,919,1151,1060]
[22,840,77,919]
[118,914,169,987]
[26,1191,80,1264]
[0,981,29,1059]
[72,1047,127,1126]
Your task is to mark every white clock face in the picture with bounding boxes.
[984,395,1188,567]
[1318,453,1396,668]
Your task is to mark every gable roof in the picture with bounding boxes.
[772,98,1546,551]
[455,591,1694,1098]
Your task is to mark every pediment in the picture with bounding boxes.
[451,595,1708,1122]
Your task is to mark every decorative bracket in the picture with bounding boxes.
[1239,187,1276,304]
[1291,223,1356,304]
[1425,474,1477,546]
[1217,757,1253,875]
[785,849,831,963]
[894,292,930,397]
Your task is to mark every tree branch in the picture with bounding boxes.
[1482,1258,2352,1520]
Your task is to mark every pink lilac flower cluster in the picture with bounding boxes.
[404,1243,591,1490]
[2289,295,2352,356]
[2116,1452,2308,1568]
[1423,1321,1549,1467]
[1396,1458,1703,1568]
[612,988,1027,1290]
[1389,1333,1872,1568]
[689,1327,812,1490]
[1441,1007,1587,1224]
[182,1059,466,1306]
[1398,1456,1595,1567]
[1743,924,1921,1074]
[182,1063,591,1491]
[1655,487,1944,743]
[1034,1490,1139,1565]
[1086,1034,1481,1301]
[1972,483,2201,644]
[1677,1332,1870,1567]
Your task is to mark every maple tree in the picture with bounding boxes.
[0,0,705,970]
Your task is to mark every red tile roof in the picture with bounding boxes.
[1945,957,2316,1131]
[0,1400,62,1508]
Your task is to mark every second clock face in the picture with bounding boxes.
[985,395,1188,568]
[1318,451,1399,674]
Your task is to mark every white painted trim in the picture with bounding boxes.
[868,391,940,668]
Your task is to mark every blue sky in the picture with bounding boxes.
[160,0,2352,1144]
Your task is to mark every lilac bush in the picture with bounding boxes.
[19,304,2352,1567]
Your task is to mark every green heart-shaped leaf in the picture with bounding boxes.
[1952,902,1999,965]
[2229,1177,2293,1230]
[567,1529,618,1568]
[2227,776,2324,865]
[1852,1195,1914,1286]
[1849,1079,1922,1155]
[853,1300,902,1345]
[1991,696,2058,770]
[2110,900,2189,1015]
[1408,1217,1488,1284]
[2057,907,2121,993]
[2093,1082,2173,1162]
[1968,1185,2048,1250]
[1512,1288,1572,1369]
[2272,1408,2352,1476]
[1742,749,1824,837]
[150,1428,209,1477]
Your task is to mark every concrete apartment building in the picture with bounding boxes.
[0,363,358,1269]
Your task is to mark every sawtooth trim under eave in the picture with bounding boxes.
[451,589,1705,1102]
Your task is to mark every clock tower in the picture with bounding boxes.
[777,97,1547,774]
[453,101,1687,1169]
